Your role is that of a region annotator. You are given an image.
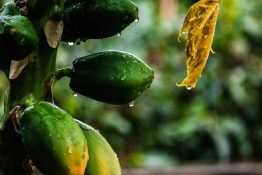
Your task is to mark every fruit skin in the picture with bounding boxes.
[19,101,88,175]
[0,15,39,61]
[75,119,121,175]
[0,3,20,16]
[69,50,154,104]
[62,0,139,42]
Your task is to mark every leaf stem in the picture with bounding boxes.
[43,67,73,101]
[52,67,73,80]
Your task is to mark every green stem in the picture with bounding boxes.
[43,67,73,101]
[53,67,73,79]
[8,37,58,107]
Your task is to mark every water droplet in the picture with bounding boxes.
[117,33,121,37]
[82,154,86,159]
[186,86,192,91]
[68,42,74,46]
[129,101,135,107]
[68,147,73,154]
[135,19,139,23]
[73,92,78,97]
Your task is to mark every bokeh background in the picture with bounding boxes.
[1,0,262,170]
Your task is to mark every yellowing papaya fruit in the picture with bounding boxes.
[62,0,139,42]
[0,15,39,61]
[19,101,88,175]
[75,119,121,175]
[69,50,154,104]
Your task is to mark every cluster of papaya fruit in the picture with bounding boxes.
[1,0,154,174]
[0,0,139,66]
[18,49,154,174]
[19,101,121,175]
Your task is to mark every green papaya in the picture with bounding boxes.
[0,15,39,61]
[0,3,20,16]
[0,3,20,69]
[75,119,121,175]
[69,50,154,104]
[19,101,88,175]
[62,0,139,42]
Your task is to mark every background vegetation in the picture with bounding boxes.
[1,0,262,169]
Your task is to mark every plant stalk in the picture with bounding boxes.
[0,33,58,175]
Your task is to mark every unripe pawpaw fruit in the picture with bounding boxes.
[0,3,20,16]
[75,119,121,175]
[19,101,88,175]
[62,0,139,42]
[69,50,154,104]
[0,15,39,61]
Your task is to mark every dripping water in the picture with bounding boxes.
[128,101,135,107]
[68,42,74,46]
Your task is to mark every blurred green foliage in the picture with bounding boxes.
[1,0,262,168]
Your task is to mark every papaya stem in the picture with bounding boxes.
[52,67,73,80]
[43,67,73,101]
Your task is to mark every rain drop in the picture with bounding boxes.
[135,19,139,23]
[117,33,121,37]
[129,101,135,107]
[68,42,74,46]
[186,86,192,91]
[73,92,78,97]
[82,154,86,159]
[68,147,73,154]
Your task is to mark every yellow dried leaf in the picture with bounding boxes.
[177,0,220,88]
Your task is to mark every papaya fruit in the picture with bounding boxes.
[0,15,39,61]
[75,119,121,175]
[62,0,139,42]
[19,101,88,175]
[0,3,20,16]
[69,50,154,104]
